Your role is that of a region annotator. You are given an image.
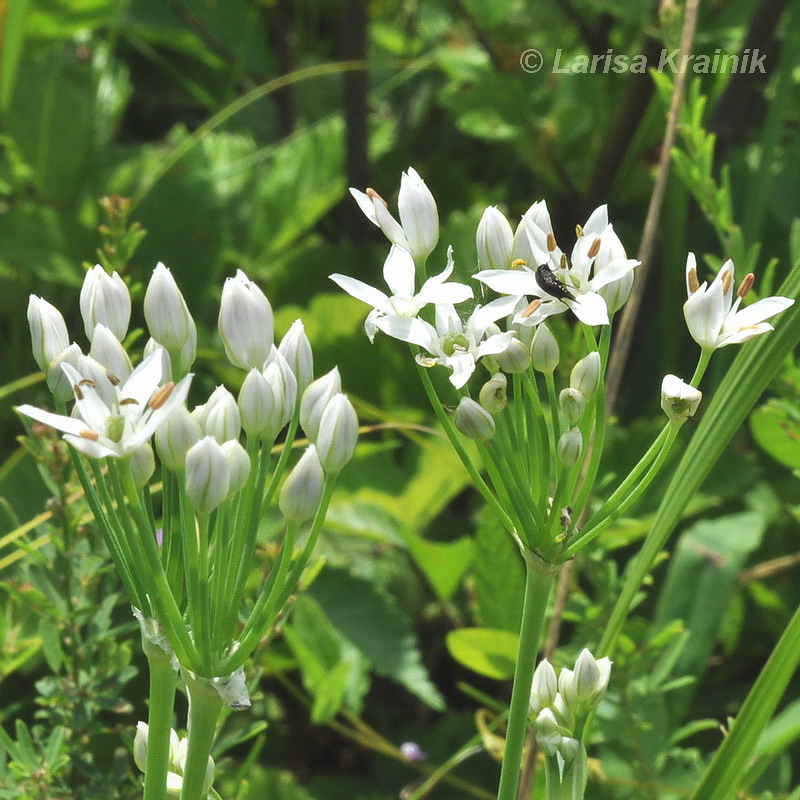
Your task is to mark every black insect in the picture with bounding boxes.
[535,263,575,302]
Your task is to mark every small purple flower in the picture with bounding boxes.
[400,741,428,762]
[156,528,164,548]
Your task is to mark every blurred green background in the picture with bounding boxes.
[2,1,800,798]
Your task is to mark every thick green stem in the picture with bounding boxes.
[180,675,224,800]
[496,554,557,800]
[142,650,178,800]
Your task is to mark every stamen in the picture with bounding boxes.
[79,379,97,387]
[721,270,733,296]
[365,187,388,208]
[511,259,527,270]
[73,384,84,400]
[560,253,568,270]
[106,371,120,386]
[587,237,601,259]
[546,232,557,252]
[120,397,139,406]
[521,299,543,318]
[575,224,584,238]
[79,429,100,441]
[687,268,700,294]
[737,273,755,298]
[148,381,175,410]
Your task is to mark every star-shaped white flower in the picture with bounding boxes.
[330,245,473,342]
[349,167,439,261]
[683,254,794,350]
[375,301,513,388]
[16,349,192,458]
[475,205,638,327]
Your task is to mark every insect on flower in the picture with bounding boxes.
[535,264,576,302]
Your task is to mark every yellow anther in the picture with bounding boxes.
[737,272,755,298]
[721,269,733,295]
[687,268,700,294]
[365,187,388,208]
[587,237,601,259]
[521,299,543,318]
[546,232,557,252]
[120,397,139,406]
[79,429,100,441]
[511,259,527,270]
[148,381,175,410]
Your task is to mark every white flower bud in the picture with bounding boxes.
[239,369,277,438]
[156,407,202,472]
[559,388,586,423]
[185,437,231,513]
[265,346,298,424]
[195,386,240,443]
[398,167,439,261]
[557,737,581,764]
[531,325,559,374]
[479,373,507,415]
[533,708,564,757]
[572,648,612,706]
[530,658,558,715]
[476,206,514,269]
[557,427,583,467]
[570,352,601,399]
[661,374,702,423]
[28,295,69,373]
[133,721,149,773]
[129,443,156,488]
[279,319,314,395]
[454,397,496,440]
[299,367,341,441]
[494,337,531,374]
[218,269,273,370]
[316,394,358,474]
[144,263,196,353]
[220,440,251,497]
[557,666,577,710]
[279,445,325,523]
[80,265,131,341]
[89,324,132,383]
[46,344,83,403]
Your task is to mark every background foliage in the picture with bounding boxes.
[1,0,799,798]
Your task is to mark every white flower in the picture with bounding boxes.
[330,245,472,343]
[350,167,439,261]
[80,265,131,341]
[661,374,702,422]
[27,295,70,374]
[16,349,192,459]
[378,302,513,388]
[475,205,638,327]
[683,254,794,350]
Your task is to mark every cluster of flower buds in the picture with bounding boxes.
[134,721,214,798]
[529,649,611,767]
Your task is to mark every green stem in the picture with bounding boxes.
[180,674,224,800]
[496,553,557,800]
[142,650,178,800]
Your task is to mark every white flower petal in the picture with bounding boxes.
[446,353,476,388]
[727,296,794,329]
[16,404,88,437]
[382,245,416,298]
[63,434,118,458]
[376,315,437,349]
[349,188,379,226]
[329,274,389,310]
[568,292,609,326]
[475,268,540,296]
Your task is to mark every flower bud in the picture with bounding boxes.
[557,666,577,710]
[279,319,314,395]
[46,344,83,403]
[494,337,531,374]
[557,737,581,764]
[529,658,558,716]
[156,407,202,472]
[80,265,131,341]
[89,324,132,383]
[570,352,601,399]
[531,325,559,374]
[661,374,702,423]
[559,388,586,423]
[239,369,278,438]
[218,269,273,370]
[195,386,240,443]
[476,206,514,269]
[479,373,507,415]
[398,167,439,261]
[299,367,341,441]
[185,437,231,513]
[279,445,325,523]
[572,648,612,706]
[129,443,156,488]
[454,397,495,440]
[28,295,69,373]
[264,346,298,423]
[557,427,583,467]
[316,394,358,473]
[144,263,196,353]
[533,708,564,757]
[220,440,251,497]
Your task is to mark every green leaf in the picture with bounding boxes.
[407,535,474,600]
[750,400,800,470]
[446,627,519,680]
[308,567,444,709]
